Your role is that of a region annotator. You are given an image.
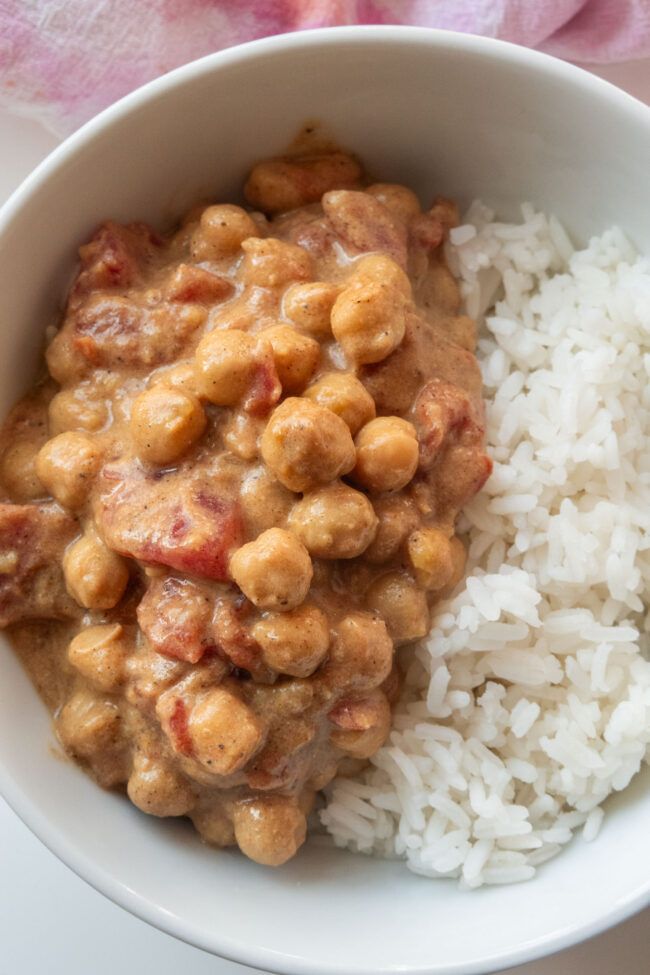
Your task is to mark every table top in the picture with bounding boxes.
[1,57,650,974]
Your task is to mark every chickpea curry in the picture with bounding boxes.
[0,150,491,866]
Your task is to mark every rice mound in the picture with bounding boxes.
[320,204,650,886]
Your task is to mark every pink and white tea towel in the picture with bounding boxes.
[1,0,649,136]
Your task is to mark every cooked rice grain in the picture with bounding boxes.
[321,205,650,886]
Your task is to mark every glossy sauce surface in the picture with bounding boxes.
[0,151,491,866]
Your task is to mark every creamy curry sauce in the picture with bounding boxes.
[0,150,491,866]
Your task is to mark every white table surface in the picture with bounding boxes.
[1,57,650,975]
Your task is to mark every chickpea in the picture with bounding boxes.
[406,527,455,590]
[439,535,468,596]
[322,611,393,693]
[350,253,412,299]
[260,397,356,493]
[240,466,294,536]
[232,796,307,866]
[0,552,18,575]
[127,751,195,817]
[67,623,129,691]
[229,527,313,611]
[252,604,329,677]
[151,360,198,395]
[169,204,204,251]
[46,329,82,385]
[240,237,313,288]
[244,152,362,213]
[329,689,392,758]
[125,646,187,707]
[283,281,339,337]
[191,204,258,260]
[260,324,320,393]
[157,301,208,337]
[0,439,44,501]
[222,411,265,461]
[129,386,206,465]
[288,482,377,559]
[48,387,107,434]
[352,416,419,493]
[207,288,274,333]
[193,328,258,405]
[35,432,102,509]
[187,687,266,774]
[366,184,421,222]
[191,802,236,847]
[63,528,129,610]
[331,279,407,365]
[57,689,121,759]
[303,372,375,435]
[364,495,420,564]
[365,572,429,644]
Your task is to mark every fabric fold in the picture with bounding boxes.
[0,0,648,136]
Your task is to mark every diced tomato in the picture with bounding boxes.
[72,294,204,371]
[412,378,491,515]
[322,190,408,268]
[414,377,485,470]
[165,264,233,304]
[72,221,161,302]
[168,697,193,756]
[289,215,337,258]
[246,719,315,791]
[0,503,79,626]
[96,466,243,581]
[137,576,214,664]
[431,444,493,513]
[73,295,144,366]
[243,357,281,416]
[212,596,263,673]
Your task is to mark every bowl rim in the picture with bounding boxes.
[1,24,649,975]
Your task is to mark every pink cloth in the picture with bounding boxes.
[1,0,649,136]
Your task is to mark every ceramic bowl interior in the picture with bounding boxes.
[0,26,649,975]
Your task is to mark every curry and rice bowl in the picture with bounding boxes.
[0,149,648,880]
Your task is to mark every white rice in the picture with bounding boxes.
[321,204,650,886]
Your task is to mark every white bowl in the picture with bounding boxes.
[0,26,649,975]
